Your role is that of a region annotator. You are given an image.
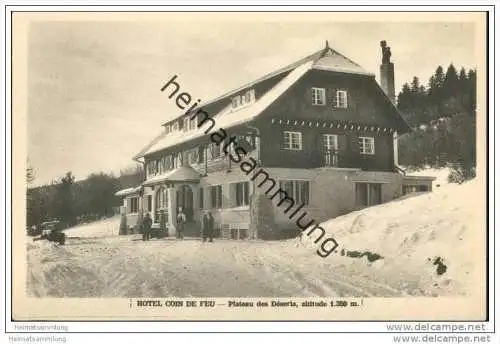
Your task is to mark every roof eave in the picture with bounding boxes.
[311,65,375,77]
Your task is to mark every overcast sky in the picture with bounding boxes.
[27,19,476,186]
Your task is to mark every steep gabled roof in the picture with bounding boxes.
[161,42,373,127]
[135,43,391,159]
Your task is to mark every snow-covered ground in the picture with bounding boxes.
[297,175,483,297]
[26,170,484,298]
[63,216,121,238]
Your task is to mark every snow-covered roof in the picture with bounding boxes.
[142,166,202,186]
[115,186,141,197]
[312,51,373,76]
[180,45,372,116]
[135,43,376,159]
[139,60,315,158]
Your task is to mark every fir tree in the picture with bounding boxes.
[443,64,459,100]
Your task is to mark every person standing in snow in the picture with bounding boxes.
[142,213,153,241]
[201,211,215,242]
[176,207,186,239]
[206,211,214,242]
[201,211,209,242]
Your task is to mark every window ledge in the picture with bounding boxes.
[316,167,361,172]
[223,206,250,211]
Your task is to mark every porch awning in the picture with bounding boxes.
[115,186,142,197]
[142,165,202,186]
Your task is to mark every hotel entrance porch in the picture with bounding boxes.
[141,165,202,237]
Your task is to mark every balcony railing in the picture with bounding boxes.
[324,150,339,167]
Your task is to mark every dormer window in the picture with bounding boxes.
[165,125,171,134]
[172,121,179,132]
[231,89,255,111]
[183,117,189,132]
[312,87,326,106]
[335,90,348,108]
[244,89,255,104]
[189,117,197,131]
[231,96,240,109]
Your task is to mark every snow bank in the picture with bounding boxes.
[298,177,483,296]
[64,216,121,238]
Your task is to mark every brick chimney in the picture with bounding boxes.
[380,40,395,104]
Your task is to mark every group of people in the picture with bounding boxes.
[141,206,215,242]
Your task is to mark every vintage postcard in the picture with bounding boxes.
[11,11,488,321]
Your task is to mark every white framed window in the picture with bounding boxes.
[165,125,171,134]
[172,121,179,131]
[129,197,139,213]
[174,152,182,167]
[335,90,348,108]
[359,136,375,155]
[283,131,302,150]
[278,180,310,206]
[157,158,164,175]
[232,89,255,110]
[189,147,200,165]
[244,89,255,104]
[187,147,199,165]
[355,183,381,206]
[183,117,190,132]
[164,155,173,171]
[155,187,168,210]
[207,142,222,160]
[189,117,197,131]
[235,182,250,207]
[312,87,326,106]
[323,134,338,151]
[231,96,241,109]
[210,185,223,209]
[323,134,339,166]
[151,160,158,175]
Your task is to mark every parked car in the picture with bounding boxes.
[31,220,66,245]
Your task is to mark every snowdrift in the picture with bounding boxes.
[298,177,484,296]
[64,216,121,238]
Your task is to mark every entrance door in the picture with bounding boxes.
[176,185,194,221]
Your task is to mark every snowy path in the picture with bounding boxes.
[26,236,404,298]
[26,176,480,298]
